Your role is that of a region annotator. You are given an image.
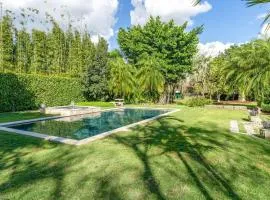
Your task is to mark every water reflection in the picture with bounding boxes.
[10,109,168,140]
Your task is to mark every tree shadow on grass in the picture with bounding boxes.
[1,115,269,199]
[113,116,243,200]
[0,132,75,199]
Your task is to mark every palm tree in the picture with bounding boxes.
[222,39,270,103]
[137,56,165,102]
[195,0,270,5]
[109,57,135,99]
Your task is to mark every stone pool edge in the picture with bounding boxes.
[0,108,180,146]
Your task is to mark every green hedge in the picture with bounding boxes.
[177,97,213,107]
[0,73,85,112]
[77,101,114,107]
[261,103,270,113]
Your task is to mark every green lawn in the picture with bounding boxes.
[0,107,270,199]
[261,113,270,121]
[0,112,51,123]
[76,101,115,108]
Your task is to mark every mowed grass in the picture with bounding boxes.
[0,108,270,199]
[261,113,270,121]
[0,112,51,123]
[77,101,115,108]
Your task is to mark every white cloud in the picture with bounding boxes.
[258,24,270,39]
[1,0,119,41]
[198,42,233,57]
[257,13,267,20]
[130,0,212,26]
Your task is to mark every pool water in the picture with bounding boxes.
[9,109,169,140]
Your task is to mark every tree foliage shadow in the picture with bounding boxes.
[1,114,269,199]
[113,116,243,200]
[0,73,36,112]
[0,132,75,199]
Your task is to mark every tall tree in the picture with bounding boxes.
[82,37,110,101]
[47,22,65,74]
[0,15,14,72]
[15,28,31,73]
[118,16,202,103]
[207,55,229,101]
[109,57,135,100]
[31,29,47,74]
[81,30,95,74]
[217,39,270,103]
[67,30,82,76]
[137,55,165,102]
[191,55,212,97]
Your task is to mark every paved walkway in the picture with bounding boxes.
[243,123,256,135]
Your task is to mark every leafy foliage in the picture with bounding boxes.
[0,14,97,77]
[221,39,270,103]
[118,16,202,102]
[82,38,110,101]
[109,57,135,100]
[137,55,165,102]
[261,103,270,113]
[0,15,14,71]
[178,97,213,107]
[0,73,85,112]
[76,101,114,108]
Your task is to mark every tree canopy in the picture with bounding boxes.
[118,16,202,102]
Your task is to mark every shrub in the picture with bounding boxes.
[180,97,213,107]
[0,73,85,112]
[77,101,114,107]
[261,103,270,113]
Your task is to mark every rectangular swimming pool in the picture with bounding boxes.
[7,108,170,141]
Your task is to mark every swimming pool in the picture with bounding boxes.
[5,108,172,143]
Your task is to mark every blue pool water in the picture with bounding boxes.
[9,108,169,140]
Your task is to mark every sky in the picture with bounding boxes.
[1,0,269,56]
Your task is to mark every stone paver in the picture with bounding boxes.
[230,120,239,133]
[244,123,255,135]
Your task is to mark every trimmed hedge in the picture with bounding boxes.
[261,103,270,113]
[77,101,114,107]
[177,97,213,107]
[0,73,85,112]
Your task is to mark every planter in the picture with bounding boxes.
[262,121,270,129]
[260,129,270,139]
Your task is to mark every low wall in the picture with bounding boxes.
[204,105,248,110]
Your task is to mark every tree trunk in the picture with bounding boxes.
[217,94,221,102]
[239,91,246,102]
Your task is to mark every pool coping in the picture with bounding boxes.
[0,107,180,146]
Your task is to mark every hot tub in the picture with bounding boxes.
[44,106,101,116]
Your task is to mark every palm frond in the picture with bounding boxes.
[245,0,270,7]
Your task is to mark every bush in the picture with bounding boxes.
[261,103,270,113]
[0,73,85,112]
[179,97,213,107]
[77,101,114,107]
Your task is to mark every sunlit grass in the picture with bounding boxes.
[0,112,51,123]
[0,107,269,199]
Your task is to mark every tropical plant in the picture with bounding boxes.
[137,56,165,102]
[109,57,135,100]
[219,39,270,103]
[118,16,202,103]
[191,55,212,97]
